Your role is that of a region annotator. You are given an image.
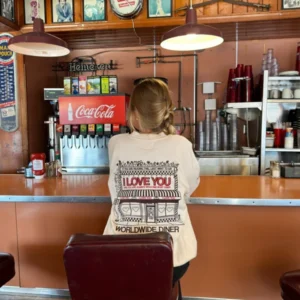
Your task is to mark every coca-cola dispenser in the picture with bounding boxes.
[56,93,129,174]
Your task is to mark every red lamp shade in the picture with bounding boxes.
[8,18,70,57]
[161,8,224,51]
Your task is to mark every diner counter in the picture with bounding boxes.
[2,174,300,300]
[1,174,300,206]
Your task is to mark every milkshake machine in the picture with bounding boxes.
[44,89,129,174]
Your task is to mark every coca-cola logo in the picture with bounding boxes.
[75,104,116,119]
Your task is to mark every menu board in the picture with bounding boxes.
[0,33,18,132]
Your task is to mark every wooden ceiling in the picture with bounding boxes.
[51,18,300,50]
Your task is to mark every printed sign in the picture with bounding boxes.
[0,33,18,132]
[109,0,142,18]
[58,95,129,125]
[113,161,182,234]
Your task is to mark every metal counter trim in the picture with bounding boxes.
[0,196,111,203]
[0,286,242,300]
[189,197,300,206]
[0,195,300,206]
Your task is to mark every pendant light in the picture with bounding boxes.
[8,18,70,57]
[161,0,224,51]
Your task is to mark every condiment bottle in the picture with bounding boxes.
[30,153,46,179]
[284,127,294,149]
[271,162,281,178]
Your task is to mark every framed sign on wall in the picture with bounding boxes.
[52,0,74,23]
[24,0,46,24]
[148,0,172,18]
[0,0,15,21]
[109,0,143,19]
[83,0,106,21]
[282,0,300,9]
[0,33,18,132]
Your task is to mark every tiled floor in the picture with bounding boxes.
[0,294,70,300]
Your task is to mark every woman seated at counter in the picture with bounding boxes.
[103,78,201,298]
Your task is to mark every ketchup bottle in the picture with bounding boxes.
[30,153,46,179]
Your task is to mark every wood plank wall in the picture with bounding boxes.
[15,0,300,34]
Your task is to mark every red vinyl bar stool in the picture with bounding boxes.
[64,232,178,300]
[0,253,15,287]
[280,270,300,300]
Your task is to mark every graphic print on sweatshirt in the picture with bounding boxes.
[113,160,184,234]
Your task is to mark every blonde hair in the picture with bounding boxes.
[128,78,176,135]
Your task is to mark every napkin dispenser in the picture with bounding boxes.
[281,165,300,178]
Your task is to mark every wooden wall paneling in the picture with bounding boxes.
[46,0,52,24]
[204,2,219,16]
[232,1,248,14]
[276,0,281,10]
[74,0,82,23]
[16,0,25,27]
[17,53,29,168]
[246,0,256,13]
[265,0,278,11]
[49,18,300,50]
[0,17,20,31]
[218,2,233,15]
[24,56,58,160]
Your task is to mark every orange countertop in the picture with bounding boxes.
[0,175,300,204]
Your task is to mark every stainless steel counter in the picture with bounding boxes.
[0,175,299,206]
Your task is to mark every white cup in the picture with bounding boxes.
[294,89,300,99]
[270,89,280,99]
[282,88,293,99]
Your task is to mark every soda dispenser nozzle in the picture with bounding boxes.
[88,124,96,137]
[96,124,104,137]
[104,124,112,137]
[64,124,72,138]
[112,124,120,135]
[80,124,88,138]
[71,125,80,137]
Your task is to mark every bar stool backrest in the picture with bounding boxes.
[63,232,178,300]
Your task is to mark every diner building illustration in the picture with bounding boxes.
[113,161,184,229]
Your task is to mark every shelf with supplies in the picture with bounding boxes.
[265,148,300,152]
[224,102,262,110]
[267,99,300,103]
[268,76,300,81]
[260,70,300,175]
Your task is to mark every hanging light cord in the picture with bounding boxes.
[123,0,142,45]
[190,0,193,8]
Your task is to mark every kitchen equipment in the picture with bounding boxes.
[281,164,300,178]
[242,147,258,156]
[196,151,259,175]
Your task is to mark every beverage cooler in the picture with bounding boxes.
[44,89,129,174]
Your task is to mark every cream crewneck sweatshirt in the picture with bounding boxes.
[103,131,200,267]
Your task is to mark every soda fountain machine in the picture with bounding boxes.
[44,89,129,174]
